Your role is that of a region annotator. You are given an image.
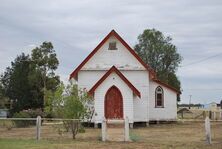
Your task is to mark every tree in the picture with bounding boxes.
[44,83,64,118]
[1,53,36,112]
[0,82,9,109]
[134,29,182,101]
[31,42,59,107]
[46,82,93,139]
[0,42,60,114]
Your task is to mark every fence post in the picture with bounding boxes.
[213,112,216,120]
[209,111,212,119]
[205,117,211,144]
[102,117,106,141]
[36,116,41,140]
[124,117,129,141]
[203,111,206,119]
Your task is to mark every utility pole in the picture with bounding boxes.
[189,95,192,109]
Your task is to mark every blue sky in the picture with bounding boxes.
[0,0,222,104]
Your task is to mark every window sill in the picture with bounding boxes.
[155,106,164,108]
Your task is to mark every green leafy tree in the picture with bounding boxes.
[0,42,60,114]
[44,83,64,118]
[1,53,37,112]
[0,82,9,108]
[134,29,182,101]
[46,82,93,139]
[31,42,59,107]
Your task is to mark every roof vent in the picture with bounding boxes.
[108,42,117,50]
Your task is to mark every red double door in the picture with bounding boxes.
[105,86,123,119]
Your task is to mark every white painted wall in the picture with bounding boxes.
[121,71,149,122]
[149,81,177,120]
[78,70,105,89]
[78,70,149,123]
[94,73,134,123]
[82,35,145,70]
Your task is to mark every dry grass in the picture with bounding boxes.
[0,122,222,149]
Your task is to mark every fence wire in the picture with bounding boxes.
[0,118,100,141]
[0,117,222,146]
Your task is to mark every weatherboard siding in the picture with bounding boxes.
[78,70,150,123]
[149,81,177,120]
[81,36,145,71]
[122,71,149,122]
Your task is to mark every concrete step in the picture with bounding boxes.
[106,119,125,124]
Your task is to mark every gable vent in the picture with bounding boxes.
[108,42,117,50]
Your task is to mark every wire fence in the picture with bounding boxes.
[0,117,100,141]
[0,117,222,146]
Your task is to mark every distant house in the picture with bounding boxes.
[69,30,181,125]
[178,104,204,110]
[204,102,222,111]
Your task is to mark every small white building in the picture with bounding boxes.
[70,30,180,125]
[204,102,222,111]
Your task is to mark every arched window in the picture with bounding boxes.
[155,86,164,108]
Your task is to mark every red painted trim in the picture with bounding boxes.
[152,79,181,94]
[69,29,155,80]
[88,66,141,98]
[105,85,123,119]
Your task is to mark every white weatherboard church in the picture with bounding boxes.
[70,30,180,126]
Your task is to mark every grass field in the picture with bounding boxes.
[0,122,222,149]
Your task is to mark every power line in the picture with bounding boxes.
[181,52,222,67]
[182,88,222,91]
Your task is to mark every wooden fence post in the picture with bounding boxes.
[213,112,216,120]
[203,111,206,119]
[102,117,106,141]
[36,116,41,140]
[209,111,212,119]
[124,117,129,141]
[205,117,211,144]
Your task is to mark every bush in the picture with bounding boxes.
[12,111,33,127]
[0,120,14,130]
[78,124,85,133]
[23,109,44,118]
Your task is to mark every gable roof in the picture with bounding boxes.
[88,66,141,98]
[152,79,181,94]
[69,29,155,80]
[69,29,181,95]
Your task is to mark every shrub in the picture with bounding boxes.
[12,111,33,127]
[0,120,14,130]
[47,83,93,139]
[78,125,85,133]
[23,109,44,118]
[53,124,66,137]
